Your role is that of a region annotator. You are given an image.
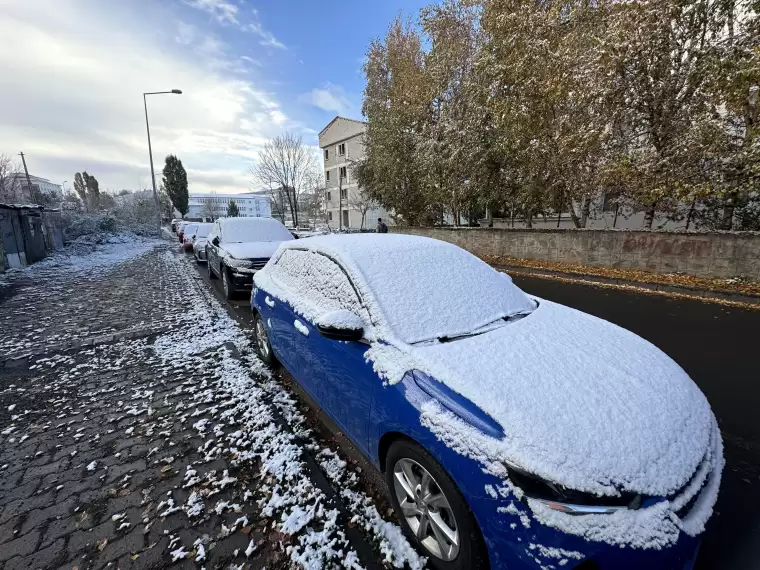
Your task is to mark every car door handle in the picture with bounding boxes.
[294,319,309,336]
[265,296,275,308]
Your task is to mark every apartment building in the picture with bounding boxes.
[318,116,389,230]
[186,193,271,220]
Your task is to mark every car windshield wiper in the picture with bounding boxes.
[412,311,533,346]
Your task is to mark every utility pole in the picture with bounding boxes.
[19,152,34,204]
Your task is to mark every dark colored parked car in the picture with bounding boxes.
[206,217,294,299]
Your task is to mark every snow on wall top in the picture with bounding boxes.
[219,217,294,244]
[269,233,536,344]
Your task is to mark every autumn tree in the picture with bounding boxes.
[361,16,431,225]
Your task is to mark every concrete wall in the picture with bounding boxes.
[392,227,760,280]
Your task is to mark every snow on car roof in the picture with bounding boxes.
[274,233,536,344]
[219,217,294,243]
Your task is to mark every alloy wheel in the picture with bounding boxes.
[255,317,270,359]
[393,458,460,561]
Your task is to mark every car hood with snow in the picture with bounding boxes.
[406,298,714,498]
[223,241,282,260]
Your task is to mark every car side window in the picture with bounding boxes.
[270,249,362,318]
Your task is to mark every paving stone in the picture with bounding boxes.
[0,530,40,562]
[4,538,66,570]
[19,497,77,535]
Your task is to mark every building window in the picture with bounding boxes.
[328,211,333,221]
[324,149,329,160]
[342,210,349,227]
[338,143,345,156]
[340,188,347,200]
[326,170,330,181]
[327,191,331,201]
[339,166,347,179]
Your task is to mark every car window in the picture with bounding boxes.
[270,249,362,318]
[196,224,212,238]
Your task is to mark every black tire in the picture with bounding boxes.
[221,264,235,300]
[208,253,217,279]
[194,250,200,264]
[385,439,489,570]
[253,312,277,366]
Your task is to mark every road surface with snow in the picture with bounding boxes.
[0,237,422,570]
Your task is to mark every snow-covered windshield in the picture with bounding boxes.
[352,238,536,344]
[278,234,537,345]
[195,223,213,238]
[221,218,294,244]
[183,223,198,237]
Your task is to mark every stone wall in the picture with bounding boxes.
[391,227,760,280]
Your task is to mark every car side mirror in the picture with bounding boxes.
[316,310,364,342]
[212,236,220,246]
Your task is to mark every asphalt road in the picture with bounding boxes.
[513,274,760,570]
[190,251,758,570]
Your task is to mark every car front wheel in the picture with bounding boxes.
[386,439,488,570]
[221,265,235,300]
[253,312,276,366]
[207,252,217,279]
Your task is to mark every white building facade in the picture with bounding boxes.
[1,174,62,204]
[318,116,389,230]
[186,193,271,221]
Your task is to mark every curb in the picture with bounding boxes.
[496,265,760,308]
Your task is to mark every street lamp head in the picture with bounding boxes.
[171,89,183,94]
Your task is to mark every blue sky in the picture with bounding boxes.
[0,0,428,194]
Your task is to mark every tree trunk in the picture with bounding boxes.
[568,201,582,228]
[685,198,696,230]
[719,192,737,231]
[643,202,656,229]
[580,196,590,228]
[525,211,533,229]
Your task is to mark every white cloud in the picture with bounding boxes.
[302,83,359,117]
[184,0,238,25]
[242,16,286,50]
[186,1,286,50]
[0,0,298,194]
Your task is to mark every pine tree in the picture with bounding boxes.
[162,155,189,216]
[73,173,87,209]
[82,172,100,210]
[227,200,240,217]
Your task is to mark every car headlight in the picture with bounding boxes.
[505,464,641,515]
[225,257,253,270]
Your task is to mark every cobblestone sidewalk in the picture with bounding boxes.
[0,240,422,570]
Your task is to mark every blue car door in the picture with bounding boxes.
[285,252,376,455]
[303,325,377,456]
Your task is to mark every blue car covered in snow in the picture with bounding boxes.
[250,233,723,570]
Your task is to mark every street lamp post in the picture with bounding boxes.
[143,89,182,233]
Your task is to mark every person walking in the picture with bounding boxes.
[376,218,388,233]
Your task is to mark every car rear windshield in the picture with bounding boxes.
[183,224,198,236]
[222,218,294,243]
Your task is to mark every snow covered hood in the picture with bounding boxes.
[407,299,713,497]
[223,241,282,260]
